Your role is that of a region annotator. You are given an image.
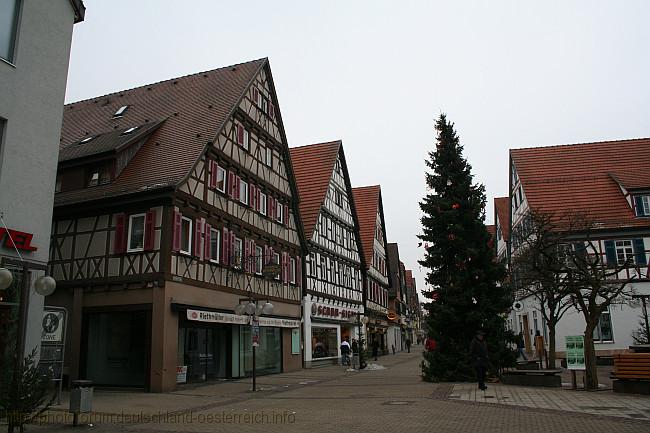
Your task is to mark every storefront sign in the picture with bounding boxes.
[42,311,65,342]
[310,303,357,320]
[186,309,299,328]
[565,335,585,370]
[0,227,37,251]
[176,366,188,383]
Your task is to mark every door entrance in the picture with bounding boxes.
[178,325,229,382]
[522,314,531,352]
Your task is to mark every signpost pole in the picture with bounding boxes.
[252,344,256,392]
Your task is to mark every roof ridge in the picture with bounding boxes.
[290,140,342,150]
[65,58,268,107]
[511,136,650,153]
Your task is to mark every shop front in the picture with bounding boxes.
[303,295,363,368]
[175,307,300,384]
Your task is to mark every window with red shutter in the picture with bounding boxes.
[114,213,127,254]
[172,209,182,252]
[283,204,288,225]
[209,161,217,189]
[296,256,302,289]
[229,232,235,266]
[144,209,155,251]
[221,227,229,265]
[204,223,212,260]
[237,124,244,145]
[228,171,235,198]
[194,218,204,259]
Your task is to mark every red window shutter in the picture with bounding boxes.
[244,238,250,272]
[194,218,203,259]
[114,213,127,254]
[237,124,244,145]
[209,161,217,189]
[144,209,155,251]
[283,204,289,225]
[256,188,261,212]
[234,176,241,201]
[269,197,275,220]
[249,184,254,208]
[228,171,234,198]
[296,256,302,288]
[221,227,229,265]
[282,252,288,283]
[230,232,236,266]
[204,223,212,261]
[172,209,182,252]
[252,88,259,105]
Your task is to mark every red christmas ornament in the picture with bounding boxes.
[452,203,460,209]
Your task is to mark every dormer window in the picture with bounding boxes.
[86,166,112,187]
[634,195,650,217]
[121,126,138,135]
[88,171,100,187]
[113,105,129,117]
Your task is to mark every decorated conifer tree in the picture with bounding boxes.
[419,114,514,381]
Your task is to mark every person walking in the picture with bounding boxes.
[340,338,351,366]
[351,339,359,369]
[405,338,412,353]
[372,340,379,361]
[516,332,527,361]
[470,330,489,391]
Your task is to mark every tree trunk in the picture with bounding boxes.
[583,323,599,390]
[548,326,556,368]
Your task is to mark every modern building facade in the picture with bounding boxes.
[0,0,84,368]
[352,186,390,351]
[290,141,366,367]
[507,138,650,362]
[47,59,306,391]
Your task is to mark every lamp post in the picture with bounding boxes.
[350,312,369,369]
[235,299,274,391]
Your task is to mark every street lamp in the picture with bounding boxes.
[235,298,274,391]
[0,268,13,290]
[349,313,369,369]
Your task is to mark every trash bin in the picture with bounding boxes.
[69,380,93,426]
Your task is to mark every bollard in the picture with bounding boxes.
[69,380,93,427]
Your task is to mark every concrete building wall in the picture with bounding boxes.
[0,0,78,358]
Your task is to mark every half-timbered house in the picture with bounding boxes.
[508,138,650,362]
[47,59,306,391]
[387,243,408,352]
[289,141,366,367]
[352,186,390,351]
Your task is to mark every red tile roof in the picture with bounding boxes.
[352,185,382,263]
[494,197,510,240]
[510,138,650,230]
[56,58,267,206]
[289,141,341,239]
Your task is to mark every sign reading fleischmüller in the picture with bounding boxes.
[186,309,299,328]
[42,311,65,342]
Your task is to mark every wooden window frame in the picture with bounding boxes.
[126,213,146,253]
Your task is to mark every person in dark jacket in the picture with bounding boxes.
[470,330,489,390]
[372,340,379,361]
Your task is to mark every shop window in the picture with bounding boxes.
[127,213,145,252]
[312,327,338,358]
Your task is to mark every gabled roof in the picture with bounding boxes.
[510,138,650,230]
[56,58,266,206]
[289,141,341,238]
[352,185,382,262]
[494,197,510,240]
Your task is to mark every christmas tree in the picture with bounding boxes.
[419,114,514,381]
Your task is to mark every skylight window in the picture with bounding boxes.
[121,126,138,135]
[80,136,94,144]
[113,105,129,117]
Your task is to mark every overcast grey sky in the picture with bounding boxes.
[65,0,650,297]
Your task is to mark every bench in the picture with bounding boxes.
[501,369,562,387]
[612,353,650,395]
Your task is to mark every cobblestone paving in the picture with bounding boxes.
[450,382,650,420]
[19,349,650,433]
